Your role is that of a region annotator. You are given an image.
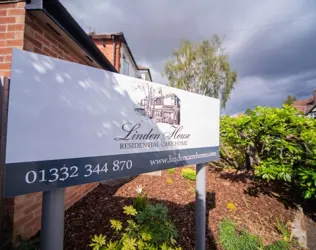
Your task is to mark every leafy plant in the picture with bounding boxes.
[90,234,106,250]
[136,203,178,245]
[181,168,196,181]
[167,168,176,174]
[220,105,316,199]
[89,204,181,250]
[275,217,293,243]
[123,205,137,216]
[133,185,148,211]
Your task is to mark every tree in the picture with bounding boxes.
[283,95,296,105]
[244,108,253,116]
[162,35,237,108]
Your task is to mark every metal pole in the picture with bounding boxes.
[40,188,65,250]
[195,163,206,250]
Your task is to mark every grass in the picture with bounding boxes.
[275,217,293,243]
[219,218,291,250]
[181,168,196,181]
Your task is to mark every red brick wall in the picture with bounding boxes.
[0,2,100,243]
[0,1,25,77]
[24,12,96,67]
[93,39,121,71]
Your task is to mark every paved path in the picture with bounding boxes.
[306,216,316,250]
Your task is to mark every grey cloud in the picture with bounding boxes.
[224,70,316,115]
[61,0,316,115]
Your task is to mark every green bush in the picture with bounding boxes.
[89,203,181,250]
[181,168,196,181]
[220,105,316,199]
[219,218,291,250]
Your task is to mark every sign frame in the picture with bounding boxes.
[2,49,220,250]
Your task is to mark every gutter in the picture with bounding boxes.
[26,0,117,73]
[112,35,116,71]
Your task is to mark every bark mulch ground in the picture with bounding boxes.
[64,167,296,250]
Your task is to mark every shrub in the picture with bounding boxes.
[219,218,291,250]
[181,168,196,181]
[220,105,316,199]
[136,203,178,245]
[90,203,181,250]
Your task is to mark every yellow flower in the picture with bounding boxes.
[227,202,236,211]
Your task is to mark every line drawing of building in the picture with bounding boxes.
[137,93,181,125]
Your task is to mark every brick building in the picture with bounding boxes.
[90,32,152,81]
[0,0,151,248]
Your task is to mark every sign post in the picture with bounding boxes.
[40,189,65,250]
[195,163,206,250]
[3,49,220,250]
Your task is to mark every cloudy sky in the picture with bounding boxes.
[61,0,316,115]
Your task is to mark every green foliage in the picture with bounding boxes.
[219,218,291,250]
[275,217,293,243]
[181,168,196,181]
[133,194,148,212]
[136,203,178,245]
[244,108,253,116]
[15,238,40,250]
[162,35,237,108]
[90,234,106,250]
[264,240,290,250]
[89,204,181,250]
[220,105,316,199]
[219,218,263,250]
[123,205,137,216]
[110,219,123,232]
[298,168,316,199]
[167,168,176,174]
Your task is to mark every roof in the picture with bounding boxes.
[25,0,117,73]
[306,104,316,115]
[90,32,152,80]
[293,89,316,114]
[137,65,153,82]
[90,32,138,69]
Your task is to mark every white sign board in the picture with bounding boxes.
[4,49,219,197]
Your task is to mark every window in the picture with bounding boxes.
[307,112,316,119]
[155,110,161,117]
[164,112,174,119]
[155,98,163,105]
[122,55,129,75]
